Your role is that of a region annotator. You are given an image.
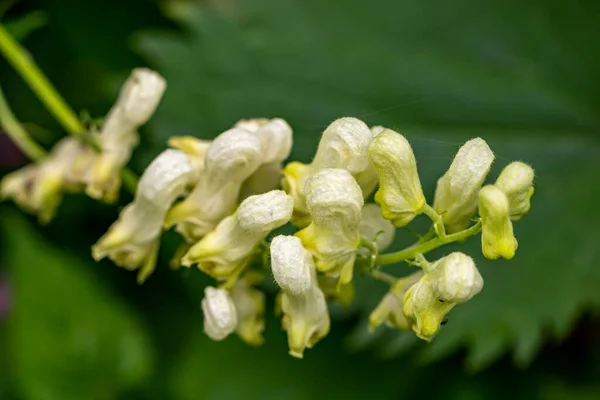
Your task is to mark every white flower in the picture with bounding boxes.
[92,149,196,283]
[230,274,266,346]
[181,190,293,283]
[282,117,372,226]
[270,235,329,358]
[296,168,363,289]
[86,68,166,202]
[495,161,535,220]
[369,129,425,227]
[168,135,212,178]
[202,287,238,341]
[433,138,494,233]
[164,128,263,241]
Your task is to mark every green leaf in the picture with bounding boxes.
[2,213,154,400]
[134,0,600,369]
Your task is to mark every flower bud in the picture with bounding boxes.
[402,252,483,340]
[230,275,266,346]
[296,169,363,289]
[168,136,212,177]
[479,185,518,260]
[164,128,263,241]
[270,235,315,296]
[92,149,196,283]
[201,287,237,341]
[369,129,425,227]
[433,138,494,233]
[352,126,386,199]
[282,117,372,225]
[86,68,166,202]
[495,161,535,220]
[358,204,396,252]
[369,271,423,331]
[181,190,293,281]
[1,138,85,223]
[431,252,483,302]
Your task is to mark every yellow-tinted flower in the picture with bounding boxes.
[369,271,423,331]
[87,68,166,202]
[317,275,355,306]
[433,138,494,233]
[282,117,372,226]
[296,168,363,289]
[353,126,386,199]
[403,252,483,340]
[230,274,266,346]
[1,137,86,223]
[369,129,425,227]
[358,203,396,252]
[239,118,293,198]
[181,190,293,283]
[165,128,263,241]
[92,149,196,283]
[202,286,238,341]
[479,185,518,260]
[270,235,330,358]
[495,161,535,220]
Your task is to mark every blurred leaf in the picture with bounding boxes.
[4,11,48,41]
[134,0,600,370]
[2,212,154,400]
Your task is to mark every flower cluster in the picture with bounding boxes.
[2,66,535,358]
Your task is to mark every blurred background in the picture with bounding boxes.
[1,0,600,399]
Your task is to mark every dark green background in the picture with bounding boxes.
[1,0,600,399]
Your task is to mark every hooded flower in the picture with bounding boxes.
[181,190,293,284]
[295,168,363,289]
[494,161,535,220]
[403,252,483,340]
[168,135,212,178]
[86,68,166,202]
[369,129,425,227]
[1,137,86,223]
[282,117,372,226]
[238,118,293,198]
[164,128,263,241]
[478,184,518,260]
[92,149,196,283]
[433,138,494,233]
[270,235,330,358]
[202,286,238,341]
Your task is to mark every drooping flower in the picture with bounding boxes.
[282,117,372,226]
[92,149,196,283]
[433,138,494,233]
[181,190,293,284]
[478,184,518,260]
[494,161,535,220]
[1,137,87,223]
[202,286,238,341]
[403,252,483,340]
[270,235,330,358]
[164,128,263,241]
[86,68,166,202]
[230,272,266,346]
[296,168,363,289]
[369,271,423,331]
[369,129,425,227]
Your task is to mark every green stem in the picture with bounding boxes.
[370,269,398,285]
[0,24,84,135]
[0,82,46,160]
[376,219,482,265]
[0,24,139,192]
[422,203,446,238]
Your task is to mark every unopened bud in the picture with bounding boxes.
[433,138,494,233]
[479,185,518,260]
[202,287,237,341]
[369,129,425,227]
[495,161,534,220]
[431,252,483,302]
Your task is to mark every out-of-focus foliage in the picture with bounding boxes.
[135,0,600,369]
[1,0,600,399]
